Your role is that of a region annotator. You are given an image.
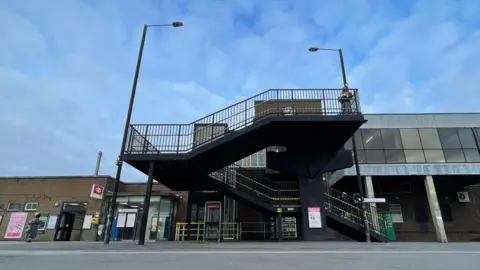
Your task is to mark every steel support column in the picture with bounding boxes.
[138,161,154,245]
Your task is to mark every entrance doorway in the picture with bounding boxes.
[54,202,87,241]
[111,209,138,241]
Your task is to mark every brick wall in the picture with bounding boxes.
[0,176,112,241]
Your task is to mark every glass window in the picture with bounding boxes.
[424,150,445,163]
[381,129,403,149]
[250,154,258,167]
[438,128,462,149]
[404,150,426,163]
[355,150,367,163]
[400,129,422,149]
[344,131,363,149]
[24,202,38,211]
[7,203,23,212]
[464,149,480,162]
[388,204,404,223]
[258,152,266,167]
[362,129,384,149]
[385,150,406,163]
[365,150,386,163]
[457,128,478,148]
[419,128,442,149]
[443,149,466,163]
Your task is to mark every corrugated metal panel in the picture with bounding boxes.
[328,163,480,186]
[362,113,480,128]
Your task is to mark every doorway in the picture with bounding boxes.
[54,202,87,241]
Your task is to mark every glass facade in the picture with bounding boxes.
[344,128,480,164]
[111,195,176,242]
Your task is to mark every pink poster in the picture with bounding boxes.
[5,212,28,239]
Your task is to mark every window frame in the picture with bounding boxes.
[24,202,38,212]
[418,128,443,149]
[399,128,423,149]
[381,128,403,149]
[7,202,24,212]
[437,128,462,149]
[388,204,404,223]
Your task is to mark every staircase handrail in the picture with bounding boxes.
[126,88,360,154]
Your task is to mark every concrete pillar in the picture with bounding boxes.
[365,176,375,199]
[364,176,379,233]
[424,175,448,243]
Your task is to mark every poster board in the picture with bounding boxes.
[116,213,127,228]
[307,207,322,228]
[46,215,58,229]
[82,215,93,229]
[126,213,136,228]
[4,212,28,239]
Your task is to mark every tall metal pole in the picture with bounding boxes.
[338,49,371,243]
[94,151,103,177]
[104,24,148,244]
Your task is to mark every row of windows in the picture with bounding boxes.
[2,202,38,212]
[237,150,266,167]
[356,148,480,164]
[345,128,480,151]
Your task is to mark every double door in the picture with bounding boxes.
[54,211,85,241]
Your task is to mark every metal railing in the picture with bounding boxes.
[324,188,388,236]
[174,222,239,241]
[125,89,360,154]
[209,164,300,206]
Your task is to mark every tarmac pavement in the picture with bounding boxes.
[1,241,479,270]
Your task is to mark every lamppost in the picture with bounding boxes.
[308,47,371,243]
[104,22,184,244]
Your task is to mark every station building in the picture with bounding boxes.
[1,90,479,243]
[234,113,480,242]
[0,176,186,242]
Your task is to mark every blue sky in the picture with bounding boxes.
[1,0,479,181]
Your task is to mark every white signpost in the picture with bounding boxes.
[363,198,386,203]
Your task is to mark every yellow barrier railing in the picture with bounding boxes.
[175,222,240,241]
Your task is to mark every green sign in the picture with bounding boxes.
[381,212,396,241]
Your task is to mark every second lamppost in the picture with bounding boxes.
[104,21,184,245]
[308,46,371,243]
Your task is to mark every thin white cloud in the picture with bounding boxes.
[0,0,479,180]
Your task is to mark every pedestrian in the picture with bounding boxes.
[338,86,353,114]
[25,213,44,243]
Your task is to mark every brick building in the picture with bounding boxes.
[0,176,187,242]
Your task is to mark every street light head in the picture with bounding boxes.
[171,21,184,27]
[308,47,319,52]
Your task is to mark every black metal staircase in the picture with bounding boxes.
[124,89,364,187]
[122,88,376,241]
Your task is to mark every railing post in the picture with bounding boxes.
[276,90,280,114]
[354,89,361,114]
[176,125,182,154]
[321,90,326,115]
[244,100,248,126]
[142,125,149,153]
[211,115,215,140]
[290,90,294,114]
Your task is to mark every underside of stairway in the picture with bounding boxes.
[121,88,387,242]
